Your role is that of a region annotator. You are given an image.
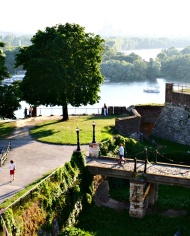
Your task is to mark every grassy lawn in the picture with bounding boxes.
[74,183,190,236]
[30,115,120,144]
[0,121,15,139]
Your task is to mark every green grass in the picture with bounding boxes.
[74,184,190,236]
[0,121,15,139]
[75,206,190,236]
[30,115,120,144]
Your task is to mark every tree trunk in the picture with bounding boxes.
[62,105,69,121]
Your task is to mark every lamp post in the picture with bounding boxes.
[92,121,96,143]
[76,127,81,151]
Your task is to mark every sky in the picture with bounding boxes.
[1,0,190,38]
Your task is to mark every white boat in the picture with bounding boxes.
[143,88,160,93]
[104,78,110,83]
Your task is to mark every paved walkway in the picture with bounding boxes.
[0,116,88,205]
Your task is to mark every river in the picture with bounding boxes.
[15,78,167,118]
[14,48,174,119]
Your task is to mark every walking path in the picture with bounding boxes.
[0,116,88,205]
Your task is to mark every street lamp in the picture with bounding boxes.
[92,121,96,143]
[76,127,81,151]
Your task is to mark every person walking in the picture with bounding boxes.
[9,160,16,182]
[118,143,125,164]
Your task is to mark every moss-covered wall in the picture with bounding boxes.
[0,151,94,235]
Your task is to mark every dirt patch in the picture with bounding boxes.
[96,198,129,211]
[16,115,62,128]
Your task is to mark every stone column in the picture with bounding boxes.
[148,183,158,206]
[89,143,99,158]
[165,83,173,104]
[129,178,148,218]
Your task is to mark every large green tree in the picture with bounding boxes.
[0,83,22,119]
[15,23,104,120]
[0,42,10,81]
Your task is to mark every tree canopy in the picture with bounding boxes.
[0,83,22,119]
[15,23,104,120]
[0,42,9,81]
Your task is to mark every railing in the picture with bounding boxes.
[37,107,103,117]
[131,147,190,175]
[173,83,190,93]
[0,142,11,167]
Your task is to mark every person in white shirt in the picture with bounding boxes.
[9,160,16,182]
[118,143,125,164]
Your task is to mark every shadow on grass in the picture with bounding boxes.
[84,114,126,121]
[30,128,59,140]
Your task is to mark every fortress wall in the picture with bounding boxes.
[166,83,190,106]
[152,103,190,145]
[115,109,141,138]
[135,105,163,123]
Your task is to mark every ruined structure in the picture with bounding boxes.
[115,83,190,145]
[152,83,190,145]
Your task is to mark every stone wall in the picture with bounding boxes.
[165,83,190,106]
[152,103,190,145]
[135,105,163,123]
[93,175,110,205]
[115,109,141,139]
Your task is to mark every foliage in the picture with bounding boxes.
[15,23,105,121]
[0,41,9,81]
[4,34,190,83]
[74,204,190,235]
[4,47,23,74]
[0,152,94,235]
[99,134,145,159]
[0,83,22,119]
[108,177,130,201]
[60,226,93,236]
[0,121,15,138]
[157,185,190,210]
[104,37,190,51]
[1,34,32,48]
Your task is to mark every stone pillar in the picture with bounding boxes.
[89,143,99,158]
[165,83,173,104]
[129,178,148,218]
[148,183,158,206]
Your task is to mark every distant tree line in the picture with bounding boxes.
[101,46,190,82]
[2,33,190,50]
[2,35,190,80]
[104,37,190,51]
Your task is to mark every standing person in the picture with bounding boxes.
[24,107,28,118]
[103,103,107,116]
[118,143,125,164]
[9,160,16,182]
[29,105,33,117]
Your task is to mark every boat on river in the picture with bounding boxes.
[143,87,160,93]
[104,78,110,83]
